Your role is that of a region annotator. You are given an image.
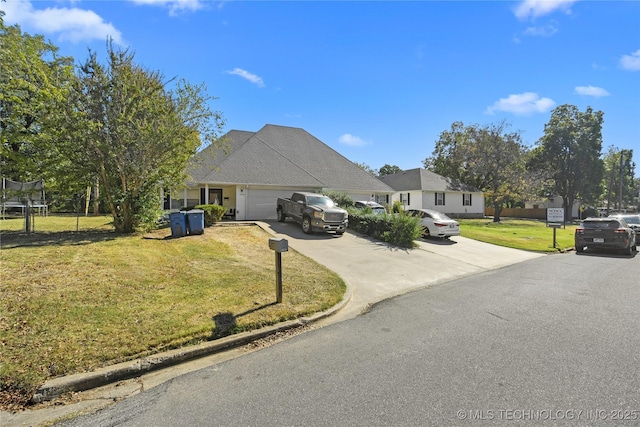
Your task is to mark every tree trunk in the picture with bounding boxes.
[563,196,573,222]
[493,203,502,222]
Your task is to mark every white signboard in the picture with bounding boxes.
[547,208,564,223]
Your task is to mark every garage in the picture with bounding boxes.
[245,188,303,220]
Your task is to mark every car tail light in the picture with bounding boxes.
[575,227,584,234]
[434,222,448,228]
[614,228,628,234]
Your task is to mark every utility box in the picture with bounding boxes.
[169,212,187,238]
[268,238,288,253]
[186,209,205,235]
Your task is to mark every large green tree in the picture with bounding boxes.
[601,147,636,213]
[529,104,604,221]
[60,42,225,233]
[424,120,531,222]
[0,14,74,183]
[378,164,402,177]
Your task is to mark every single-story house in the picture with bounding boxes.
[379,168,485,218]
[167,124,395,220]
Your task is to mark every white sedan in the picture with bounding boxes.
[407,209,460,239]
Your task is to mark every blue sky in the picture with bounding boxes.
[3,0,640,175]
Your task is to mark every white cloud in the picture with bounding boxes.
[620,49,640,71]
[574,85,610,97]
[514,0,577,20]
[2,0,123,44]
[226,68,265,88]
[485,92,556,116]
[522,24,558,37]
[129,0,206,16]
[338,134,368,147]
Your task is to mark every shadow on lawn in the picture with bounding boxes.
[211,302,279,338]
[0,229,120,249]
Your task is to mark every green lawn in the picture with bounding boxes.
[459,218,578,252]
[0,215,345,410]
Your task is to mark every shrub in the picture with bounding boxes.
[347,208,421,247]
[380,212,422,247]
[392,200,404,213]
[194,204,226,226]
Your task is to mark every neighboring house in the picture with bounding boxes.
[379,168,484,218]
[525,197,580,218]
[169,124,395,220]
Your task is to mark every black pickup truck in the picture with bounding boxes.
[276,192,348,235]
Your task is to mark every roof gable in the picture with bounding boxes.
[189,124,394,192]
[380,168,482,193]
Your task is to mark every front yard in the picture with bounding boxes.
[0,215,345,410]
[458,218,578,252]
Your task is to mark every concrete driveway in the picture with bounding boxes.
[259,220,544,322]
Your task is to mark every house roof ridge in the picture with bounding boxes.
[251,133,324,186]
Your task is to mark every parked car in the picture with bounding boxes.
[575,217,637,255]
[354,201,386,215]
[608,213,640,233]
[276,192,348,235]
[406,209,460,239]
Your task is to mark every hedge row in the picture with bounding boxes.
[346,208,423,248]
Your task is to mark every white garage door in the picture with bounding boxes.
[246,189,296,220]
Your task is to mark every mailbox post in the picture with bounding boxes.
[268,238,288,303]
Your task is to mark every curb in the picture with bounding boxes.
[31,287,352,404]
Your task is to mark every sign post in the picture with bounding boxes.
[546,208,565,249]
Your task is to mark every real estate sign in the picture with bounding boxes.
[546,208,564,226]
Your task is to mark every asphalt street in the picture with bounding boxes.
[54,245,640,426]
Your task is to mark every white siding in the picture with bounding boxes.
[421,191,484,216]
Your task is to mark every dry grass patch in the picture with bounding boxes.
[0,217,345,409]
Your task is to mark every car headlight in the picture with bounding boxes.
[313,211,323,219]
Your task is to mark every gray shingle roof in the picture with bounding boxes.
[380,168,481,193]
[188,124,394,192]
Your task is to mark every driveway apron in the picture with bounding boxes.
[259,221,544,322]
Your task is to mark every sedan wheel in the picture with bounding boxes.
[422,227,430,238]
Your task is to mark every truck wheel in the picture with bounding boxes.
[277,208,285,222]
[302,217,313,234]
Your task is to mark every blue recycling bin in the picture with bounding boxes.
[186,209,205,235]
[169,211,187,238]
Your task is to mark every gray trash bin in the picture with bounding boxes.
[186,209,205,235]
[169,212,187,237]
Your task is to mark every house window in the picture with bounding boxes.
[400,193,410,206]
[201,188,222,205]
[435,192,445,206]
[463,193,472,206]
